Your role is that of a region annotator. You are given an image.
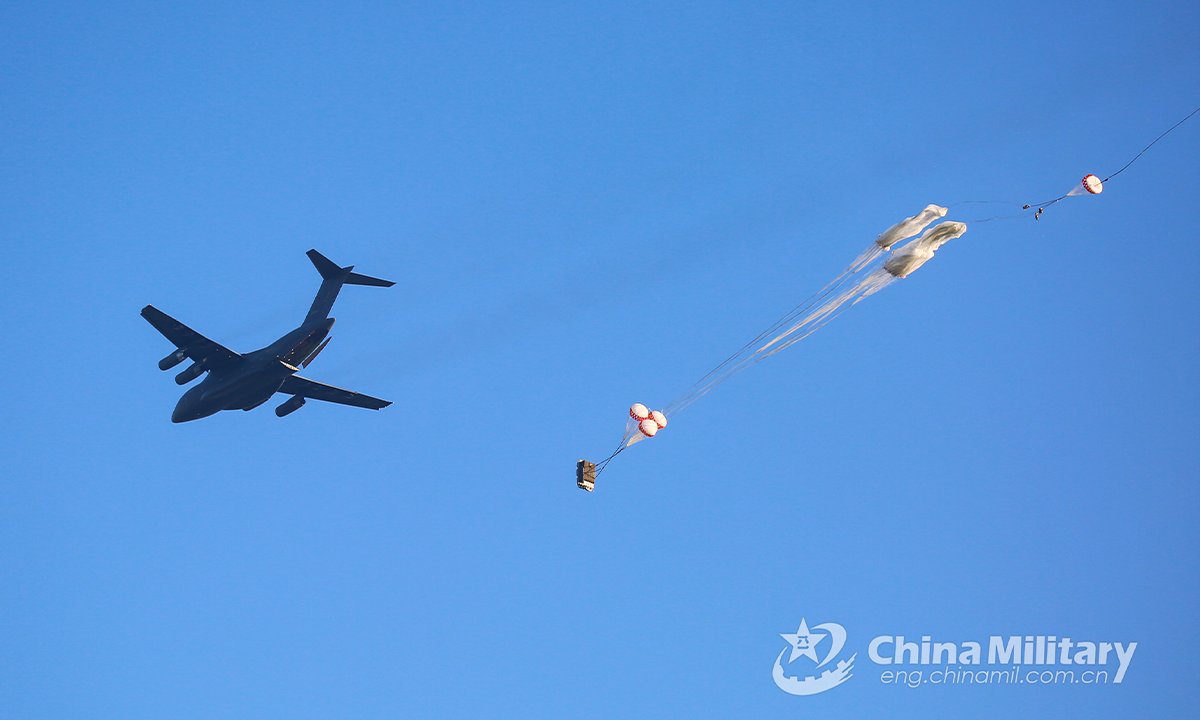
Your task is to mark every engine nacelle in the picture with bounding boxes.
[159,349,187,371]
[275,395,306,417]
[175,362,204,385]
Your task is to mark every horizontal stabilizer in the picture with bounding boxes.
[307,249,394,286]
[346,271,395,287]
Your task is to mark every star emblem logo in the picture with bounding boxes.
[773,617,854,696]
[781,617,827,663]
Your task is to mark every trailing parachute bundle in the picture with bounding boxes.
[847,204,947,273]
[578,210,964,488]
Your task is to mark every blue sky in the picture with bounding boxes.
[2,1,1198,717]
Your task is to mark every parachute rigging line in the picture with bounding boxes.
[594,438,626,475]
[1102,103,1200,183]
[663,262,861,416]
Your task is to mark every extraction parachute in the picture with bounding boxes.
[1023,174,1105,219]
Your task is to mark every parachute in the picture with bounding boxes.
[876,204,948,251]
[882,222,968,279]
[1080,174,1104,195]
[625,402,668,442]
[845,204,946,275]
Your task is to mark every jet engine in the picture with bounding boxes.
[275,395,306,417]
[158,349,187,371]
[175,362,204,385]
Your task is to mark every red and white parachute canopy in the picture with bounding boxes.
[1069,174,1104,196]
[628,403,668,442]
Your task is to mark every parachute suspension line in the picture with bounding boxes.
[964,211,1035,224]
[669,280,868,415]
[951,200,1039,224]
[663,262,863,417]
[948,200,1024,207]
[666,258,894,416]
[676,303,844,412]
[757,281,874,360]
[1102,104,1200,183]
[595,421,642,475]
[663,276,848,414]
[594,440,626,475]
[669,265,857,402]
[755,272,888,362]
[760,298,853,359]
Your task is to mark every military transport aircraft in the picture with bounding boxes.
[142,249,394,423]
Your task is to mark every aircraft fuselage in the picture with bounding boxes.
[172,318,334,422]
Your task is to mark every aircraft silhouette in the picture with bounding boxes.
[142,249,393,423]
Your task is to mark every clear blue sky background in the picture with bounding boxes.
[3,1,1198,718]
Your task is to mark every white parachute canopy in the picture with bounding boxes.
[848,204,948,273]
[876,204,948,250]
[882,221,968,278]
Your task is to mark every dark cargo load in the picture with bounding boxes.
[576,460,596,492]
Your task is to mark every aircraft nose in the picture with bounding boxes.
[172,386,203,423]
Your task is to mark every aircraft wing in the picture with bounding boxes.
[140,305,242,368]
[279,375,392,410]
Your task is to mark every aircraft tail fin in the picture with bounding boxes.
[307,249,345,280]
[304,249,394,324]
